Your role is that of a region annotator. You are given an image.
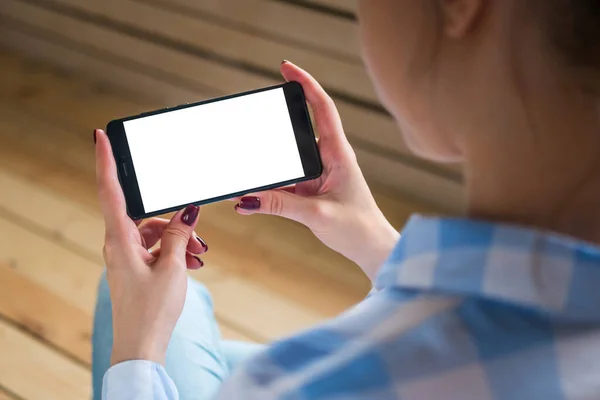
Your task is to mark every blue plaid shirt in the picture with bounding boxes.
[104,215,600,399]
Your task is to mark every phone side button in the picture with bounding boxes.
[121,162,129,176]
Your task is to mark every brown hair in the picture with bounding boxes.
[545,0,600,89]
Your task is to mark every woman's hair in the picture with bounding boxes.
[545,0,600,89]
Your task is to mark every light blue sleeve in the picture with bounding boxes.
[102,360,179,400]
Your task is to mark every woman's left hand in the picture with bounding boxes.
[94,128,206,366]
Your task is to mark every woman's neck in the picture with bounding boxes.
[463,82,600,244]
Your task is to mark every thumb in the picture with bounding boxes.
[160,205,200,261]
[235,191,316,226]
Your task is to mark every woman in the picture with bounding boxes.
[92,0,600,398]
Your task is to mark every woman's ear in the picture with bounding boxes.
[440,0,486,38]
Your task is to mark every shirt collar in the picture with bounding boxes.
[376,215,600,322]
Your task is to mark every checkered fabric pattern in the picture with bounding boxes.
[218,215,600,399]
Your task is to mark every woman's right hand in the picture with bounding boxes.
[235,61,399,281]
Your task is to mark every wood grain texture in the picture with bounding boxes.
[0,320,90,400]
[0,209,101,314]
[58,0,375,102]
[158,0,361,60]
[0,264,91,365]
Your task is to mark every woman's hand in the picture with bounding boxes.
[234,61,399,280]
[95,128,207,366]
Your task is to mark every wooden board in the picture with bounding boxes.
[0,264,91,365]
[58,0,375,102]
[0,320,90,400]
[149,0,362,61]
[0,212,101,314]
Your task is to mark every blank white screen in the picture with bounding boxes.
[124,88,305,213]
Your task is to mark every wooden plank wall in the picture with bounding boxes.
[0,0,464,211]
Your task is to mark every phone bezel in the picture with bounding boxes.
[106,81,322,219]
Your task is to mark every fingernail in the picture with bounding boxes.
[190,255,204,269]
[196,234,208,250]
[238,196,260,210]
[181,205,199,226]
[281,59,289,65]
[93,129,98,144]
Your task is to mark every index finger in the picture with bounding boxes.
[95,128,129,238]
[280,61,345,143]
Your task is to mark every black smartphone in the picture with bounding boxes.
[106,82,322,219]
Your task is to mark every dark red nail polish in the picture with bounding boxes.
[238,196,260,210]
[93,129,97,144]
[181,205,199,226]
[196,235,208,250]
[193,255,204,268]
